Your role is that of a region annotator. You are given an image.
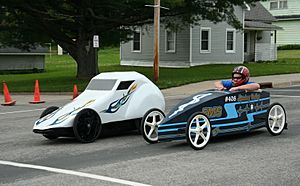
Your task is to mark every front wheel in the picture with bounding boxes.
[141,109,165,144]
[73,109,102,143]
[186,113,211,150]
[266,103,286,136]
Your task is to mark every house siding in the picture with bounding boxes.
[121,25,190,67]
[191,21,243,65]
[261,0,300,45]
[120,6,257,67]
[0,46,47,71]
[0,55,45,70]
[191,6,244,65]
[273,20,300,45]
[260,0,300,17]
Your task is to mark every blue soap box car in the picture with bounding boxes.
[141,89,287,150]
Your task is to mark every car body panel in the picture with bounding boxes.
[33,71,165,136]
[158,89,270,142]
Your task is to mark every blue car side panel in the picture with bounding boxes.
[158,90,270,142]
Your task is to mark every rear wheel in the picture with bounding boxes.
[141,109,165,144]
[186,113,211,150]
[73,109,102,143]
[266,103,286,136]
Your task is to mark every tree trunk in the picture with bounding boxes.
[53,30,99,80]
[75,44,99,79]
[75,35,99,79]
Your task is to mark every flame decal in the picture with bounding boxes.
[105,83,137,113]
[36,100,95,126]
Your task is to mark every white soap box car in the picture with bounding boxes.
[33,71,165,143]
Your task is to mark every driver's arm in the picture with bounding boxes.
[229,83,260,92]
[214,81,226,91]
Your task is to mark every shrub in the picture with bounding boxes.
[277,45,300,50]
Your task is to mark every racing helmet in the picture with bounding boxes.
[232,66,250,86]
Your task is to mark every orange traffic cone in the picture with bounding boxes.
[1,81,16,106]
[72,84,78,100]
[29,80,45,104]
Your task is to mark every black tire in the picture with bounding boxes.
[134,119,142,134]
[43,134,58,140]
[73,109,102,143]
[186,112,211,150]
[40,106,59,118]
[266,103,286,136]
[141,109,165,144]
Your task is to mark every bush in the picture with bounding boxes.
[277,44,300,50]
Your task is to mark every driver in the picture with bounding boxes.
[214,66,260,92]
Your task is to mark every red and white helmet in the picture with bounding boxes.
[232,66,250,86]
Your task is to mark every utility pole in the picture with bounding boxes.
[153,0,160,82]
[146,0,168,82]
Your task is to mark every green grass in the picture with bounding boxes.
[277,50,300,59]
[1,47,300,92]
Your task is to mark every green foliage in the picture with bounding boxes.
[277,45,300,50]
[0,0,262,78]
[0,0,261,47]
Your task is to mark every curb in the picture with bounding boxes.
[258,82,273,89]
[273,81,300,88]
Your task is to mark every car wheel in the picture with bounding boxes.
[186,113,211,150]
[40,106,59,118]
[43,134,58,140]
[266,103,286,136]
[73,109,102,143]
[141,109,165,144]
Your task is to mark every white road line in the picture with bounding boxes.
[0,108,45,115]
[165,94,187,99]
[0,160,151,186]
[271,95,300,98]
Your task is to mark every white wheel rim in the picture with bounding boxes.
[268,105,285,134]
[188,114,211,148]
[143,111,164,141]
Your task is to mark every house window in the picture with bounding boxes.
[270,0,288,10]
[200,27,211,53]
[279,0,288,9]
[244,32,248,53]
[132,28,141,52]
[226,29,236,53]
[165,30,176,52]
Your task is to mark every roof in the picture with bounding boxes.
[275,15,300,20]
[244,21,283,31]
[0,46,48,55]
[245,2,276,23]
[244,2,282,31]
[94,71,149,82]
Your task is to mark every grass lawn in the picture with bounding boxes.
[1,47,300,92]
[277,50,300,59]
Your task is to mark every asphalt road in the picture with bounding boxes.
[0,86,299,186]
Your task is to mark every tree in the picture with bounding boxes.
[0,0,260,79]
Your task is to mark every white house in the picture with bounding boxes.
[261,0,300,45]
[120,2,281,68]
